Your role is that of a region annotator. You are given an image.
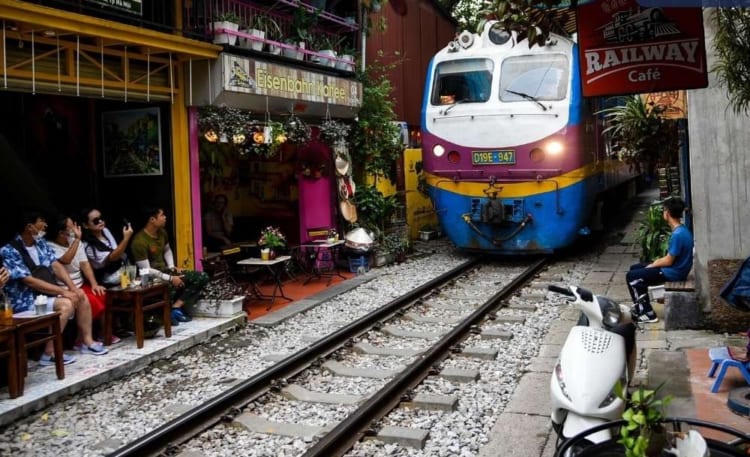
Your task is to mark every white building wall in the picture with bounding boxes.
[688,9,750,306]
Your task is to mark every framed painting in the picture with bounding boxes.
[102,107,163,177]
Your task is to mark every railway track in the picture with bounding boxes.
[109,256,549,457]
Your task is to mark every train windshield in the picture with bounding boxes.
[431,59,493,106]
[499,54,569,102]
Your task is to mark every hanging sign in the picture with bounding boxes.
[576,0,707,96]
[86,0,142,16]
[641,90,688,119]
[222,54,362,109]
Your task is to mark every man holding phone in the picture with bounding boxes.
[130,206,208,326]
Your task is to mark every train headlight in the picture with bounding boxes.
[530,147,545,163]
[546,140,564,155]
[433,144,446,157]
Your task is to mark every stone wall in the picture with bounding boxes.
[707,258,749,333]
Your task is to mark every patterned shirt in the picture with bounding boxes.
[0,235,59,312]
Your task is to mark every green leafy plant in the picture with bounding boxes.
[616,382,672,457]
[713,9,750,115]
[637,204,671,263]
[352,185,403,242]
[216,11,240,23]
[350,60,404,181]
[198,104,251,138]
[290,8,319,44]
[598,96,678,177]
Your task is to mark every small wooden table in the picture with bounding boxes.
[0,324,20,398]
[104,281,171,349]
[237,255,293,309]
[12,310,64,395]
[300,240,346,285]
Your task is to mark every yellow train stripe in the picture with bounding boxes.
[425,162,603,198]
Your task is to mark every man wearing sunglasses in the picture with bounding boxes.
[131,206,208,326]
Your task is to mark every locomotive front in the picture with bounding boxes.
[421,23,600,254]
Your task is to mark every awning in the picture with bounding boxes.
[0,1,220,60]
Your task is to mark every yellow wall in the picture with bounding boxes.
[403,148,437,240]
[364,149,437,240]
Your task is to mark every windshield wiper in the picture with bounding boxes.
[441,98,468,115]
[504,89,547,111]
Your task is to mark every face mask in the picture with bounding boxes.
[33,231,46,241]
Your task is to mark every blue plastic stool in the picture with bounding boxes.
[708,346,750,393]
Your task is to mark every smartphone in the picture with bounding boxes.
[123,218,131,227]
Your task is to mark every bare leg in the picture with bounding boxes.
[46,298,74,355]
[75,295,96,346]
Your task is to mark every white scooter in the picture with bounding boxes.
[547,284,637,456]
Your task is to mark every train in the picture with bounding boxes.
[420,21,638,254]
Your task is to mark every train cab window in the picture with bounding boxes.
[431,59,493,105]
[499,54,569,102]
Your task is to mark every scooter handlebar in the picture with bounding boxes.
[548,285,575,297]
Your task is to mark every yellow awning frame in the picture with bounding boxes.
[0,0,221,60]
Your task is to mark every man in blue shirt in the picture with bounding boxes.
[626,197,694,323]
[0,211,107,365]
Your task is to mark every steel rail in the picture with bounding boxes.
[108,257,482,457]
[302,256,549,457]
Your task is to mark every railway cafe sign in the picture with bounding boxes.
[576,0,707,97]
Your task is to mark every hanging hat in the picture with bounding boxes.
[340,199,358,223]
[335,154,351,176]
[337,176,357,200]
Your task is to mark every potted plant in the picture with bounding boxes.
[285,114,311,146]
[616,383,672,457]
[283,8,317,60]
[311,34,344,67]
[336,45,356,71]
[319,119,350,147]
[213,11,241,46]
[189,276,246,317]
[262,17,283,55]
[240,15,274,51]
[258,226,287,259]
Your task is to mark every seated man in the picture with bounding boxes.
[131,207,208,326]
[0,211,106,365]
[626,197,694,323]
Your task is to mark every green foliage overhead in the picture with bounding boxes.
[352,185,402,242]
[713,8,750,115]
[476,0,573,47]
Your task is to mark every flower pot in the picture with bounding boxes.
[187,296,244,318]
[213,21,239,45]
[240,28,265,51]
[312,49,337,67]
[282,43,304,60]
[336,54,355,71]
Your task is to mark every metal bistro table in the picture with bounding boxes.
[300,240,346,286]
[237,255,293,309]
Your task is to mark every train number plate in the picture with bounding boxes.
[472,150,516,165]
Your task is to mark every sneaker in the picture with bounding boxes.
[171,308,192,323]
[96,335,122,345]
[80,342,109,355]
[39,353,77,366]
[635,310,659,324]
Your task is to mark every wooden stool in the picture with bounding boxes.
[104,281,171,349]
[14,312,64,395]
[0,325,20,398]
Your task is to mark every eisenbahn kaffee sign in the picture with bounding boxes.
[577,0,707,96]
